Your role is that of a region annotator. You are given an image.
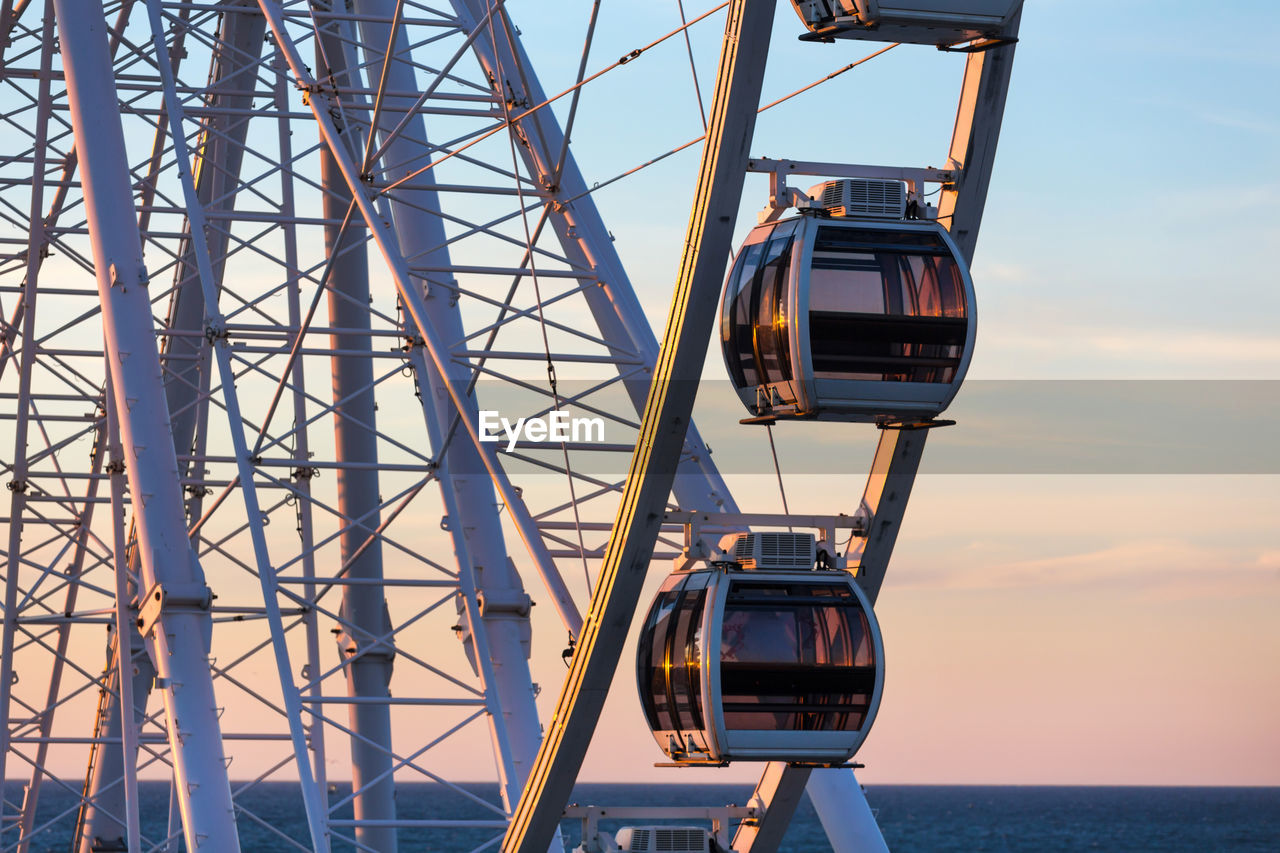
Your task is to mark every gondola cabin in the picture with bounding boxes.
[720,179,975,424]
[636,533,884,764]
[790,1,1022,48]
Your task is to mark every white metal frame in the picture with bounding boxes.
[0,1,740,850]
[0,1,1020,851]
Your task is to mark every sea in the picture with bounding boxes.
[6,782,1278,851]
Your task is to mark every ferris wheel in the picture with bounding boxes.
[0,1,1022,852]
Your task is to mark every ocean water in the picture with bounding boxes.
[6,781,1277,851]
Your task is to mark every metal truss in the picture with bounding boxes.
[0,0,1020,850]
[0,0,734,850]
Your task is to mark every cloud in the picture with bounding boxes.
[971,261,1034,284]
[1127,92,1280,138]
[893,539,1280,600]
[972,327,1280,379]
[1193,108,1280,137]
[1088,329,1280,363]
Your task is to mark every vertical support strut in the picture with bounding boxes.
[105,370,144,853]
[140,0,330,846]
[278,18,330,814]
[500,2,776,850]
[77,7,269,846]
[255,2,569,847]
[315,12,397,849]
[52,0,241,848]
[348,0,557,832]
[1,0,55,830]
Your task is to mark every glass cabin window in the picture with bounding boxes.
[809,227,967,383]
[638,575,707,734]
[719,581,875,732]
[725,242,765,389]
[725,224,797,392]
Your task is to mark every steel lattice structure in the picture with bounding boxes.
[0,0,1021,850]
[0,1,740,849]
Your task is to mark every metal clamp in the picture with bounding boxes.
[477,589,533,619]
[136,582,213,639]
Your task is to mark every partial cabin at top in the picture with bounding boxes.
[790,0,1022,48]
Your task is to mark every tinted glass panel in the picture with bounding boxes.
[724,224,797,396]
[753,236,794,386]
[671,588,706,731]
[638,579,683,732]
[725,242,765,389]
[637,576,707,734]
[720,581,876,732]
[809,225,967,384]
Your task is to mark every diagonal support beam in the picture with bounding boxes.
[937,5,1022,264]
[499,2,775,850]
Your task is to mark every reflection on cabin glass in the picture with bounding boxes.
[637,573,707,737]
[720,581,875,733]
[809,227,966,384]
[724,220,797,391]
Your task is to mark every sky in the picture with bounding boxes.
[503,1,1280,786]
[7,0,1275,797]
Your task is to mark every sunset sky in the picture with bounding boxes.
[507,1,1280,785]
[18,0,1274,796]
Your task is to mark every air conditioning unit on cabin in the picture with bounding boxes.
[721,532,817,570]
[614,826,714,853]
[810,179,907,219]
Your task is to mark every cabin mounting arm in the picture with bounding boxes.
[749,157,956,223]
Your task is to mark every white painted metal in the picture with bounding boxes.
[3,6,58,846]
[351,0,552,825]
[140,2,330,846]
[732,761,813,852]
[78,5,271,846]
[253,13,569,852]
[807,769,890,853]
[448,0,738,518]
[52,0,241,848]
[313,13,398,849]
[0,1,1020,850]
[105,370,143,853]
